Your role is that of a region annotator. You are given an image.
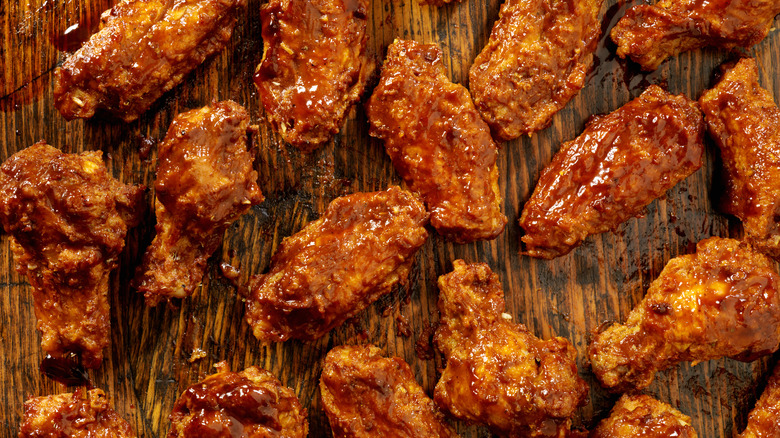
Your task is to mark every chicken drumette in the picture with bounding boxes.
[590,394,698,438]
[739,363,780,438]
[20,389,136,437]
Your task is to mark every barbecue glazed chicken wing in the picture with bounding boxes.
[0,142,143,369]
[367,39,506,243]
[133,101,263,306]
[320,344,459,437]
[589,237,780,392]
[740,363,780,438]
[435,260,589,437]
[590,394,698,438]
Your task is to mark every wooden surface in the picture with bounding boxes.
[1,0,780,436]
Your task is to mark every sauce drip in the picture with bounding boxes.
[39,354,92,388]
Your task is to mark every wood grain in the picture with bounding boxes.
[1,0,779,436]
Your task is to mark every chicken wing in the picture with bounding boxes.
[435,260,588,437]
[320,344,459,437]
[699,58,780,260]
[0,142,143,369]
[54,0,244,122]
[589,237,780,393]
[519,85,704,259]
[469,0,604,140]
[168,361,308,437]
[133,101,263,306]
[245,186,428,342]
[590,394,697,438]
[611,0,780,71]
[19,388,136,438]
[254,0,373,151]
[367,39,507,243]
[740,363,780,438]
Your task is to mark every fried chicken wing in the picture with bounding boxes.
[254,0,373,151]
[133,101,263,306]
[519,85,704,259]
[590,394,697,438]
[699,58,780,260]
[367,40,506,243]
[245,186,428,342]
[589,237,780,393]
[0,142,143,369]
[19,388,136,438]
[740,364,780,438]
[54,0,243,123]
[320,344,459,437]
[435,260,588,437]
[611,0,780,71]
[469,0,604,140]
[168,361,307,437]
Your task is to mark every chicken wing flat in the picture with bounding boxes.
[699,58,780,260]
[168,361,308,437]
[254,0,373,151]
[54,0,244,122]
[367,40,507,243]
[133,101,263,306]
[245,186,428,342]
[435,260,588,437]
[320,344,459,437]
[590,394,697,438]
[519,85,704,259]
[589,237,780,393]
[611,0,780,71]
[469,0,604,140]
[0,142,143,369]
[19,389,136,438]
[740,364,780,438]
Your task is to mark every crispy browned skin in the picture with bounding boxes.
[740,364,780,438]
[519,85,704,259]
[320,344,459,437]
[367,40,506,243]
[611,0,780,72]
[435,260,588,437]
[469,0,604,140]
[254,0,373,151]
[245,187,428,342]
[699,58,780,260]
[168,361,307,437]
[54,0,244,122]
[133,101,263,306]
[19,389,136,438]
[590,394,697,438]
[0,142,143,369]
[589,237,780,393]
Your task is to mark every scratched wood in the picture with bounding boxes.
[1,0,780,436]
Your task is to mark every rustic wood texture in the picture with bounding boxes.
[1,0,779,436]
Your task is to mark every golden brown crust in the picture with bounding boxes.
[589,237,780,393]
[740,364,780,438]
[435,260,588,437]
[54,0,244,122]
[519,85,704,259]
[590,394,697,438]
[133,101,263,306]
[367,39,506,243]
[320,344,459,437]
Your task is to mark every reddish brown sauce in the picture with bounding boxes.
[39,354,92,388]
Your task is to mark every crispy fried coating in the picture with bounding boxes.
[367,40,506,243]
[245,187,428,342]
[699,58,780,260]
[519,85,704,259]
[611,0,780,71]
[589,237,780,393]
[254,0,373,151]
[469,0,604,140]
[320,344,459,437]
[590,394,697,438]
[19,389,136,438]
[54,0,244,122]
[740,364,780,438]
[133,101,263,306]
[0,142,143,369]
[168,361,307,437]
[435,260,588,437]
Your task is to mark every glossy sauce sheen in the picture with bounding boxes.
[591,394,698,438]
[367,39,506,243]
[740,364,780,438]
[519,85,704,259]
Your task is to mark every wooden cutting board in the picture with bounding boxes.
[1,0,779,436]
